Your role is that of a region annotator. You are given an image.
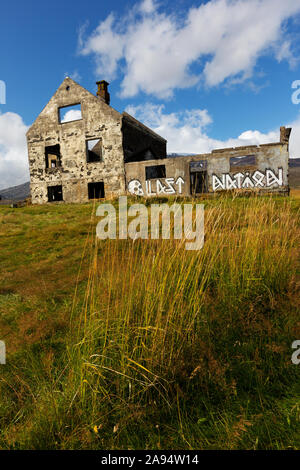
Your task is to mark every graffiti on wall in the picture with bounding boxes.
[128,177,185,196]
[212,168,283,191]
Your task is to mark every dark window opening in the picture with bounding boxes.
[48,185,63,202]
[230,155,256,171]
[190,161,208,194]
[59,103,82,123]
[87,139,102,163]
[190,172,208,195]
[145,165,166,180]
[45,144,61,169]
[88,182,105,199]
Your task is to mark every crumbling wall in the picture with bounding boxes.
[27,77,126,204]
[125,136,290,197]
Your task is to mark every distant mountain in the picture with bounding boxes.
[167,153,196,157]
[289,158,300,168]
[0,182,30,202]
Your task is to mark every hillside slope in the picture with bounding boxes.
[0,182,30,201]
[0,195,299,450]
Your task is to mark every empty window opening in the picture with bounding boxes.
[48,185,63,202]
[45,144,61,169]
[190,172,208,195]
[88,182,105,200]
[59,104,82,123]
[190,160,207,172]
[230,155,256,171]
[190,161,208,194]
[87,139,102,163]
[145,165,166,180]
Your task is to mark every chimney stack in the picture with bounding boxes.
[96,80,110,105]
[280,126,292,145]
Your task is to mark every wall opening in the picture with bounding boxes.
[190,172,208,194]
[86,138,102,163]
[48,185,63,202]
[190,161,208,194]
[59,104,82,123]
[45,144,61,169]
[230,155,256,171]
[88,182,105,199]
[145,165,166,180]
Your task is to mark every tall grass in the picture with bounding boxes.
[0,195,299,449]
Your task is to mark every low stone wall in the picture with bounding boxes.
[125,142,289,197]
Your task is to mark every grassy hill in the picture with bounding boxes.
[0,193,299,450]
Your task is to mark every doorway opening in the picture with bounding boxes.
[190,161,208,195]
[88,182,105,199]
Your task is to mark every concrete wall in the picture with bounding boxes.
[125,140,289,197]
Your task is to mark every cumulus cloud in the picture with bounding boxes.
[139,0,157,15]
[125,102,300,155]
[60,109,82,123]
[79,0,300,98]
[0,112,29,190]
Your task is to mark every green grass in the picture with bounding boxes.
[0,193,299,450]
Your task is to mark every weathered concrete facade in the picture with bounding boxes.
[27,77,166,204]
[125,127,291,197]
[27,77,290,203]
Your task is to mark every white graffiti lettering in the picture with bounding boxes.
[212,168,283,191]
[128,177,185,196]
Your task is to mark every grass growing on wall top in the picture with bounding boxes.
[0,193,299,449]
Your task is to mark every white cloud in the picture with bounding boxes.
[139,0,156,14]
[125,102,299,155]
[64,70,82,82]
[79,0,300,98]
[288,114,300,158]
[60,109,82,123]
[0,112,29,190]
[81,14,125,81]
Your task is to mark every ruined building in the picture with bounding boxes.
[27,78,291,203]
[27,77,166,204]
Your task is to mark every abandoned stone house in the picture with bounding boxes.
[27,77,291,204]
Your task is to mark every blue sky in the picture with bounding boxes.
[1,0,300,188]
